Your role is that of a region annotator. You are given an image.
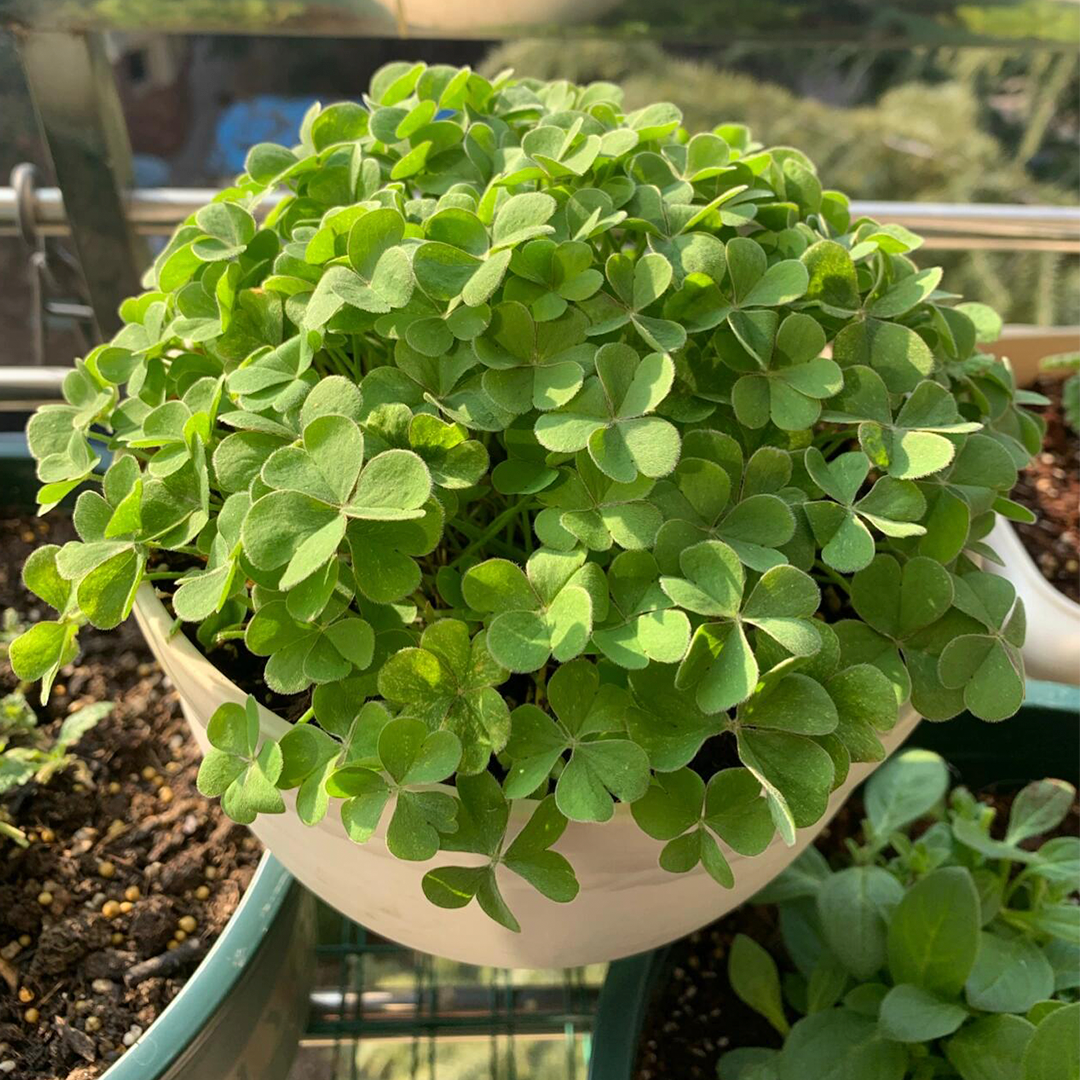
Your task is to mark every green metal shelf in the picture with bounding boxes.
[297,907,603,1079]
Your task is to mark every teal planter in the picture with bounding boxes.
[587,686,1080,1080]
[100,853,315,1080]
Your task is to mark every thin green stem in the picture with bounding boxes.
[814,560,851,596]
[296,706,315,725]
[144,571,184,581]
[212,629,247,644]
[520,507,534,555]
[448,499,534,569]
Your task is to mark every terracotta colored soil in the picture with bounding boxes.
[1011,375,1080,604]
[0,512,260,1079]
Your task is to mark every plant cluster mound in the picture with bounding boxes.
[11,63,1040,930]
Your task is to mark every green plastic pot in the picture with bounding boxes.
[587,681,1080,1080]
[99,853,315,1080]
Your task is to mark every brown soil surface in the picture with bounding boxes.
[0,512,261,1079]
[1012,375,1080,604]
[633,786,1080,1079]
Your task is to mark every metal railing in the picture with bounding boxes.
[2,187,1078,253]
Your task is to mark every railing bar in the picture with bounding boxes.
[0,188,1077,240]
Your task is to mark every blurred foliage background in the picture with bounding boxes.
[480,39,1078,326]
[0,29,1075,365]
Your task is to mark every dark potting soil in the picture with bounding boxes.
[632,786,1080,1080]
[0,512,261,1080]
[1011,374,1080,605]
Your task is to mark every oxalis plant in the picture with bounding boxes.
[725,750,1080,1080]
[8,63,1043,931]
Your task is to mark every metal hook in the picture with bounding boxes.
[10,161,93,362]
[11,163,42,253]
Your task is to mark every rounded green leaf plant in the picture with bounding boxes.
[10,63,1042,931]
[724,751,1080,1080]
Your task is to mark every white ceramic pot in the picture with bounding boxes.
[133,584,921,968]
[987,520,1080,686]
[381,0,620,34]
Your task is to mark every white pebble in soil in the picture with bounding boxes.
[0,1062,15,1074]
[122,1026,143,1048]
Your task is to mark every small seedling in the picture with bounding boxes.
[0,690,112,845]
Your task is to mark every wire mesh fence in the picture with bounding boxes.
[291,903,605,1080]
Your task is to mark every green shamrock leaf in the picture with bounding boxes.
[363,403,489,490]
[490,191,558,250]
[121,375,221,478]
[555,185,628,243]
[8,546,81,702]
[225,337,316,415]
[729,313,843,431]
[491,417,560,495]
[662,131,731,182]
[172,491,249,622]
[193,201,257,262]
[242,413,432,589]
[503,239,604,321]
[850,553,955,643]
[462,548,606,672]
[325,715,461,858]
[824,367,982,479]
[624,664,727,772]
[937,571,1026,722]
[664,539,821,713]
[302,208,414,329]
[346,502,443,604]
[832,313,936,396]
[692,236,810,361]
[26,381,107,510]
[579,251,686,352]
[835,551,965,717]
[244,593,374,694]
[591,550,691,670]
[473,302,596,415]
[731,668,839,842]
[276,721,353,828]
[534,450,662,552]
[516,119,602,181]
[804,448,926,573]
[364,339,514,435]
[422,773,579,932]
[503,659,650,821]
[52,482,151,631]
[632,766,775,886]
[651,430,797,573]
[534,342,680,483]
[377,619,510,775]
[412,207,514,311]
[196,696,286,825]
